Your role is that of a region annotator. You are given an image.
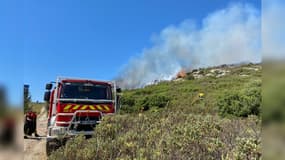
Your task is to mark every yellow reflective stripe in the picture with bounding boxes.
[73,105,80,110]
[96,105,103,111]
[64,104,72,111]
[64,104,110,111]
[89,105,95,110]
[81,105,89,110]
[103,105,110,111]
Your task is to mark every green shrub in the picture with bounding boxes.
[120,94,141,113]
[138,95,170,111]
[217,87,261,117]
[121,94,171,112]
[120,94,135,107]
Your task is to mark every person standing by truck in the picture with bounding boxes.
[24,109,39,138]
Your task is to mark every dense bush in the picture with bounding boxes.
[120,94,170,112]
[217,87,261,117]
[138,95,170,110]
[120,94,135,107]
[49,113,261,160]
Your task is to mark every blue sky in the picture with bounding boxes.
[0,0,261,105]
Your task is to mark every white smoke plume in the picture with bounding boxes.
[116,3,261,89]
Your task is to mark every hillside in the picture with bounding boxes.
[50,63,261,160]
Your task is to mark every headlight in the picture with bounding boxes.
[50,127,67,136]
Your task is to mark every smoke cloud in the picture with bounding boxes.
[116,3,261,89]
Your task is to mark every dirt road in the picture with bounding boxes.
[24,107,47,160]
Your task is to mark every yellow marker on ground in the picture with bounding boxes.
[199,93,205,98]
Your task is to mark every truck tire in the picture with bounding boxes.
[46,140,60,156]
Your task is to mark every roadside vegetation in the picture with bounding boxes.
[50,63,261,160]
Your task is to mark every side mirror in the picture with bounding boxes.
[45,83,53,90]
[44,91,51,102]
[116,88,122,93]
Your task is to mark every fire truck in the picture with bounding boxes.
[44,77,121,155]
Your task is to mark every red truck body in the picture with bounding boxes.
[44,77,120,154]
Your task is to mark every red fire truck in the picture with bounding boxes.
[44,77,121,155]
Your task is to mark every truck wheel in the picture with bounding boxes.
[46,140,59,156]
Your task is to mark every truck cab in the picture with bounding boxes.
[44,77,121,155]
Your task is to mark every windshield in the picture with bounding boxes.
[60,82,112,100]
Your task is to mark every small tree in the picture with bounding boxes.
[24,84,31,113]
[0,86,7,117]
